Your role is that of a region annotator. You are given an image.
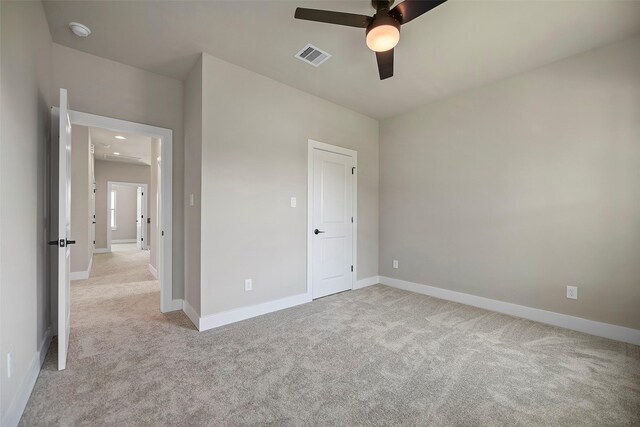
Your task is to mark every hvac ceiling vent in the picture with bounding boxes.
[295,44,331,67]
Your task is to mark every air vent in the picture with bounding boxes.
[295,44,331,67]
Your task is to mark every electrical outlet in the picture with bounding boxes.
[290,197,297,208]
[566,286,578,300]
[393,260,399,269]
[244,279,253,291]
[7,353,12,378]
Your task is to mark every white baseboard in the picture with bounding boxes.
[70,257,92,281]
[2,327,52,427]
[93,248,109,254]
[183,299,200,330]
[148,264,158,279]
[196,293,312,332]
[379,276,640,346]
[112,239,136,244]
[169,299,183,312]
[354,276,380,289]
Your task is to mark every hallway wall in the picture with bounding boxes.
[70,125,93,274]
[0,1,52,424]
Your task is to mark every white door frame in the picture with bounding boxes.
[54,108,176,313]
[306,139,357,299]
[106,181,147,250]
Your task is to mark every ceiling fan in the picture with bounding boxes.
[294,0,447,80]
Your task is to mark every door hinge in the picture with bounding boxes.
[141,238,143,241]
[351,217,353,223]
[351,265,353,272]
[161,231,164,236]
[352,167,356,175]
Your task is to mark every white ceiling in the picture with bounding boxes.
[44,1,640,119]
[91,127,152,165]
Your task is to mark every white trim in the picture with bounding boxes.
[2,327,52,427]
[70,256,93,281]
[93,247,109,254]
[149,264,158,279]
[62,109,174,313]
[197,293,312,332]
[354,276,380,289]
[69,271,89,280]
[307,139,357,300]
[183,299,200,330]
[169,299,184,311]
[379,276,640,346]
[112,239,137,244]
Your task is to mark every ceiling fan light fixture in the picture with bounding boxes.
[366,17,400,52]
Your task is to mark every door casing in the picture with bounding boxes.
[51,108,176,313]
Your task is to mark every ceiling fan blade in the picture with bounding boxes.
[389,0,447,25]
[376,49,394,80]
[294,8,373,28]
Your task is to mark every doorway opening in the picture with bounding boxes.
[106,181,148,252]
[64,109,175,313]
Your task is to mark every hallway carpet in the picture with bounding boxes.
[21,252,640,425]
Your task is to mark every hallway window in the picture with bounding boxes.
[110,190,117,229]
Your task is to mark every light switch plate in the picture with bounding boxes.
[245,279,252,291]
[189,194,195,206]
[290,197,297,208]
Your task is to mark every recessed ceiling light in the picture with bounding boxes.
[69,22,91,38]
[115,135,126,140]
[113,152,121,156]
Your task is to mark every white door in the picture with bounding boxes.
[91,182,96,251]
[50,88,73,370]
[311,148,354,299]
[136,187,143,250]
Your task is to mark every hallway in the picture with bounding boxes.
[20,250,194,424]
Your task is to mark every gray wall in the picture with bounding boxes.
[94,161,150,248]
[111,184,138,241]
[0,1,52,422]
[51,43,184,298]
[199,53,379,316]
[70,125,93,273]
[183,56,203,315]
[379,35,640,330]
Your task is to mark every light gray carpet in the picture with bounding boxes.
[20,251,640,426]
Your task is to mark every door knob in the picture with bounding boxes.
[48,239,76,247]
[314,229,325,235]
